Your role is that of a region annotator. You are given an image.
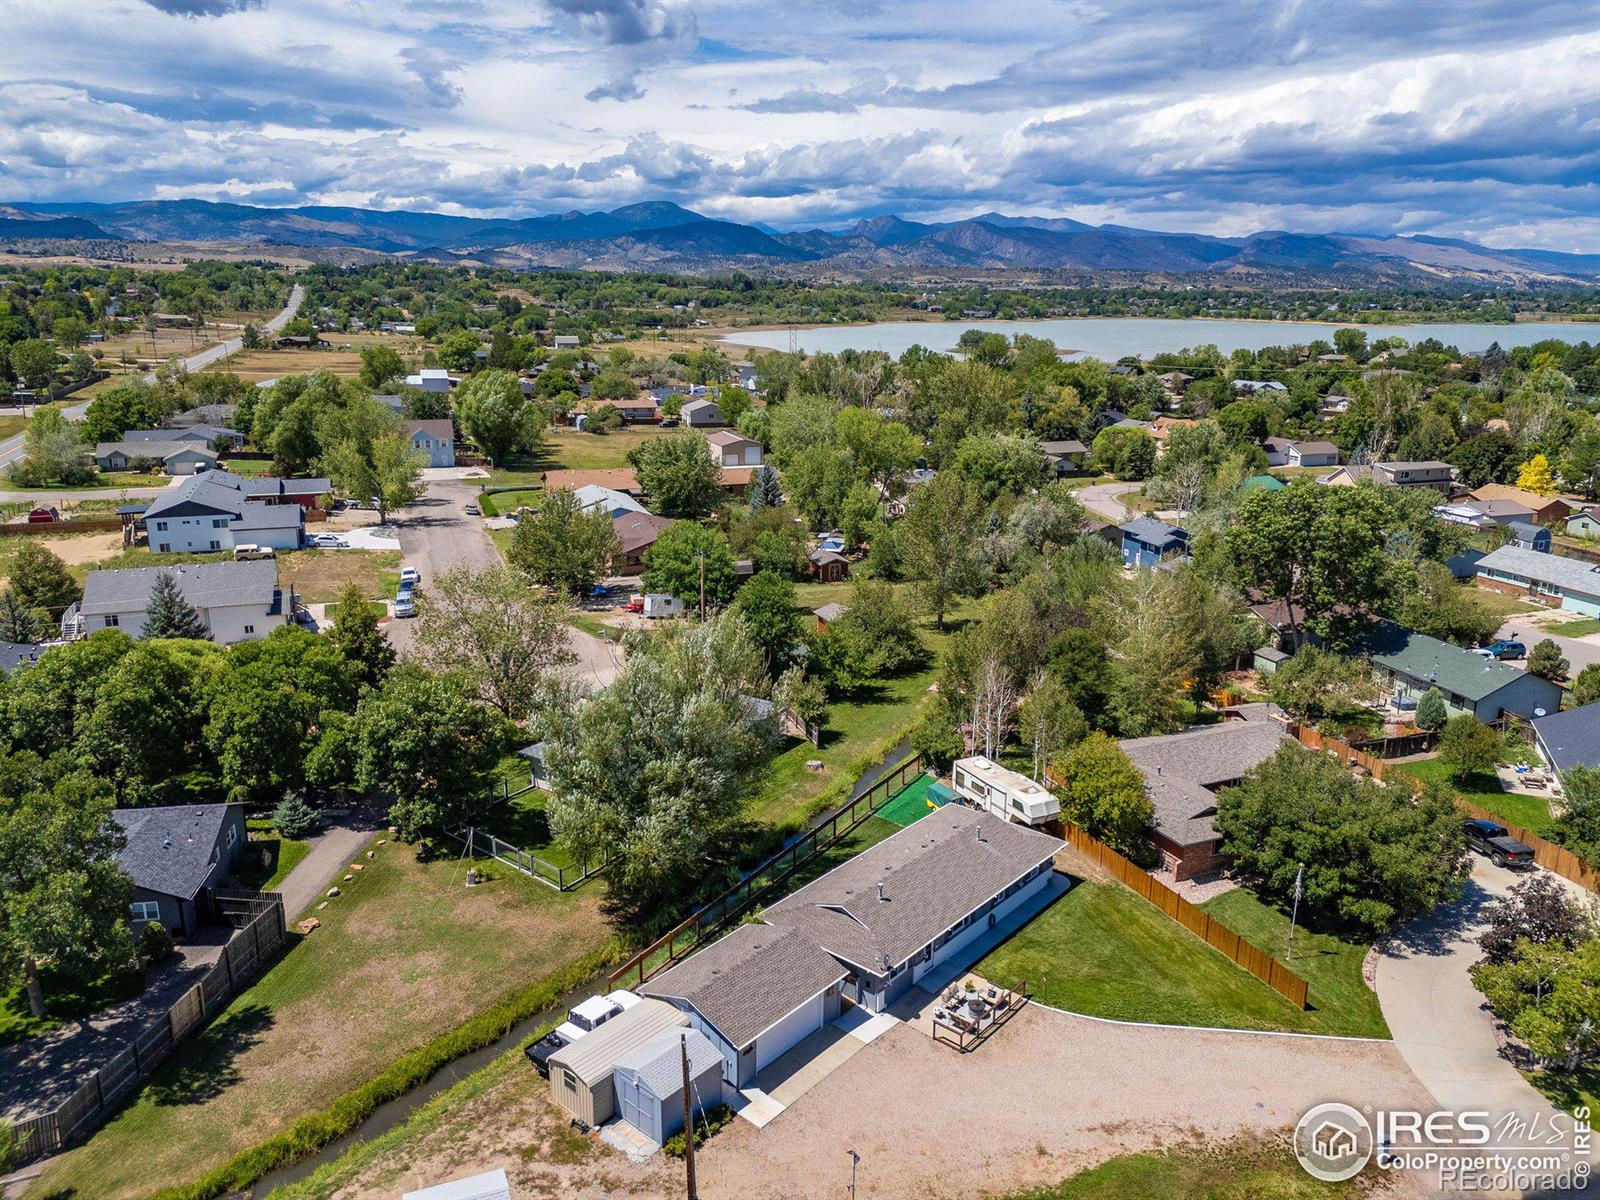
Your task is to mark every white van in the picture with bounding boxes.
[951,756,1061,827]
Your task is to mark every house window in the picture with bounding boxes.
[209,540,220,551]
[105,614,119,627]
[155,521,168,531]
[130,900,160,923]
[563,1070,576,1092]
[212,518,228,529]
[243,625,254,635]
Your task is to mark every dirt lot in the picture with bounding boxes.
[297,999,1442,1200]
[205,332,421,383]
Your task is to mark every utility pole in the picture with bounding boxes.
[681,1033,699,1200]
[847,1148,859,1199]
[1286,861,1304,960]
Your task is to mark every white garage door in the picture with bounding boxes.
[756,993,824,1072]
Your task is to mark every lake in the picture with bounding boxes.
[721,316,1600,360]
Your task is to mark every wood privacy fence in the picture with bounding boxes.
[1055,818,1310,1010]
[609,752,927,991]
[10,891,286,1167]
[0,517,122,538]
[1286,723,1392,779]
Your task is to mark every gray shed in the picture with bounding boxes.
[612,1027,722,1146]
[547,998,688,1127]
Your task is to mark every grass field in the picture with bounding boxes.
[1465,584,1541,620]
[1548,617,1600,636]
[275,547,402,605]
[1003,1134,1369,1199]
[27,837,609,1200]
[1531,1066,1600,1123]
[483,426,675,489]
[1391,757,1555,833]
[237,818,311,892]
[475,789,574,869]
[978,877,1383,1036]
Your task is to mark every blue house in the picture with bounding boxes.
[1118,517,1189,569]
[1508,521,1552,552]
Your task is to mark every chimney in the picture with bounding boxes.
[1156,765,1163,776]
[975,821,986,844]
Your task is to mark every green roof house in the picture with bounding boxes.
[1359,622,1562,723]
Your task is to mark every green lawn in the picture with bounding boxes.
[218,454,275,478]
[28,837,609,1200]
[234,819,311,892]
[484,426,674,487]
[1202,888,1388,1038]
[977,877,1381,1036]
[1004,1134,1367,1199]
[475,788,574,869]
[482,487,541,513]
[1530,1066,1600,1123]
[1465,585,1541,620]
[0,964,143,1048]
[1548,617,1600,636]
[1391,757,1555,834]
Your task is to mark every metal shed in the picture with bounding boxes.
[547,998,688,1127]
[611,1027,723,1147]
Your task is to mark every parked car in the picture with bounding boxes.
[554,993,624,1044]
[310,533,349,549]
[1464,818,1536,869]
[232,544,275,561]
[1473,640,1526,661]
[524,1029,569,1078]
[392,595,417,619]
[400,567,421,588]
[464,503,480,516]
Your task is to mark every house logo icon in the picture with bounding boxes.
[1294,1102,1373,1181]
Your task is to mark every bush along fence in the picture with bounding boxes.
[608,751,927,991]
[11,891,287,1167]
[1052,816,1311,1011]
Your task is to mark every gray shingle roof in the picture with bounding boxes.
[1533,704,1600,777]
[1120,718,1290,847]
[405,419,454,442]
[144,471,328,521]
[231,504,303,532]
[1477,545,1600,599]
[613,1027,722,1097]
[1359,620,1531,703]
[1118,516,1187,547]
[81,560,278,616]
[97,440,217,462]
[112,803,239,899]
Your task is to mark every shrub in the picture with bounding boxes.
[137,920,174,967]
[663,1103,734,1159]
[1528,639,1569,682]
[272,793,322,840]
[1414,687,1447,732]
[1438,714,1502,781]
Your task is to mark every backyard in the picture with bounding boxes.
[482,424,676,490]
[1391,756,1556,834]
[25,836,611,1200]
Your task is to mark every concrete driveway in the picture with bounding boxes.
[1076,479,1141,522]
[1375,857,1595,1172]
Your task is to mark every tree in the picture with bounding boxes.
[628,433,724,518]
[1528,638,1569,681]
[1266,646,1382,728]
[8,408,93,488]
[747,464,784,511]
[1396,560,1499,648]
[455,370,542,465]
[10,543,79,622]
[1477,873,1591,967]
[1548,766,1600,867]
[268,397,320,475]
[1017,672,1088,780]
[507,488,619,597]
[326,583,395,688]
[1097,568,1198,737]
[1333,327,1368,360]
[1049,732,1152,857]
[1089,426,1155,480]
[1217,746,1468,934]
[0,774,133,1018]
[909,698,964,772]
[730,571,806,673]
[347,667,510,841]
[833,407,920,495]
[1516,453,1557,496]
[898,473,985,630]
[1572,663,1600,708]
[535,615,778,924]
[1415,686,1447,731]
[0,592,44,644]
[141,572,210,640]
[241,321,264,350]
[271,793,321,840]
[78,640,221,804]
[358,345,406,389]
[642,523,736,610]
[952,433,1048,502]
[436,329,483,373]
[413,565,574,717]
[811,580,924,691]
[7,339,57,389]
[1437,714,1502,781]
[368,432,428,523]
[1451,432,1519,488]
[1473,937,1600,1072]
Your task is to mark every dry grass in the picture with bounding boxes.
[276,548,402,605]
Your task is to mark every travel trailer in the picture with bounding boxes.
[950,756,1061,827]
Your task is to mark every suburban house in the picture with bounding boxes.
[612,511,674,573]
[643,809,1062,1087]
[95,440,217,475]
[542,468,644,495]
[1509,521,1553,552]
[1283,440,1339,467]
[138,472,310,554]
[1118,517,1189,569]
[552,335,581,351]
[571,483,646,519]
[1432,500,1536,531]
[67,560,288,645]
[1475,545,1600,616]
[809,547,850,583]
[1039,439,1088,475]
[1119,708,1290,880]
[1532,704,1600,784]
[1321,461,1455,489]
[404,419,456,468]
[706,431,763,467]
[1360,621,1563,722]
[1233,379,1287,395]
[571,395,661,424]
[680,398,721,427]
[1469,484,1572,525]
[125,424,244,451]
[1150,416,1195,451]
[1568,510,1600,538]
[112,802,247,935]
[404,368,458,393]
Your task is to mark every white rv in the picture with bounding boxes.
[951,756,1061,827]
[642,593,685,619]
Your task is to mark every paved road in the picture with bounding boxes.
[1375,856,1597,1182]
[0,284,304,469]
[1076,479,1141,523]
[388,479,623,687]
[1497,617,1600,676]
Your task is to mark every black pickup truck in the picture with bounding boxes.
[1464,819,1536,869]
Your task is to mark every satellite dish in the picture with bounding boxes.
[1534,708,1548,718]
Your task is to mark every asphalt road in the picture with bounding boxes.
[1075,479,1141,523]
[0,283,305,469]
[1497,617,1600,676]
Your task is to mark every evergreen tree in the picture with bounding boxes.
[1414,686,1447,731]
[141,572,210,640]
[748,464,784,511]
[0,591,43,644]
[327,583,395,687]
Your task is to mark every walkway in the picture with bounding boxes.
[276,816,382,921]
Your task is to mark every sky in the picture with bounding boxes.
[1,0,1598,250]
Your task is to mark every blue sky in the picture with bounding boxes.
[1,0,1597,249]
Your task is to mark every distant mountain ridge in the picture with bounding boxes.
[6,198,1599,282]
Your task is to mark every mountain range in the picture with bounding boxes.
[5,198,1600,283]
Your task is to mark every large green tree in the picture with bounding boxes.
[326,582,395,688]
[8,543,80,619]
[729,570,807,673]
[898,472,986,630]
[1048,731,1152,857]
[628,432,724,518]
[508,488,620,597]
[141,572,210,640]
[454,370,543,465]
[642,522,737,609]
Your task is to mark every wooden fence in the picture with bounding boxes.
[10,891,286,1166]
[1054,818,1310,1010]
[0,517,122,538]
[608,752,926,990]
[1286,723,1392,779]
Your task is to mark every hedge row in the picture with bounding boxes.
[142,942,621,1200]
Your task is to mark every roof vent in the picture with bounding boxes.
[975,823,987,844]
[876,882,887,903]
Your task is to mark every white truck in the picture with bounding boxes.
[951,756,1061,827]
[642,593,685,619]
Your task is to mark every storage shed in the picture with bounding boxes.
[403,1169,510,1200]
[612,1027,722,1146]
[547,998,688,1127]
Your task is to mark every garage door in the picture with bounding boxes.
[756,993,823,1072]
[617,1074,657,1144]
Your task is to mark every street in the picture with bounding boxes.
[1075,479,1140,523]
[1497,616,1600,676]
[0,283,305,469]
